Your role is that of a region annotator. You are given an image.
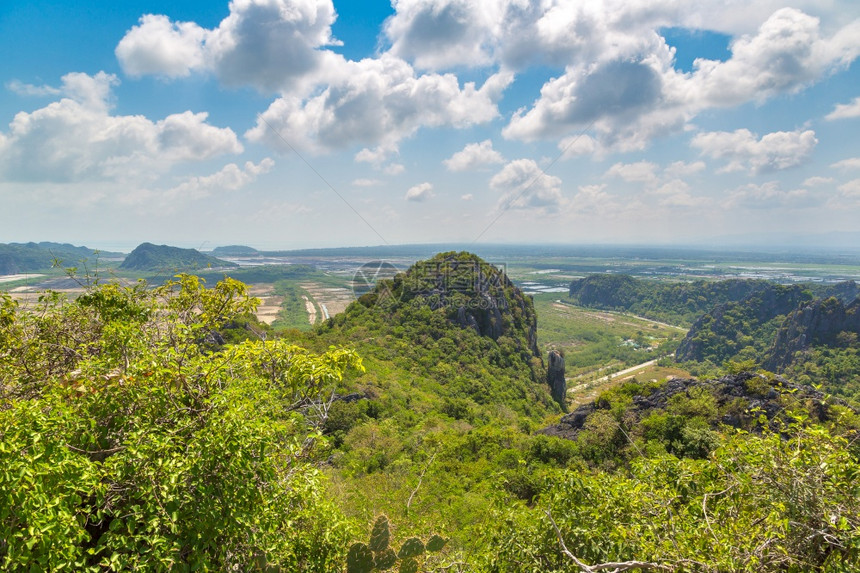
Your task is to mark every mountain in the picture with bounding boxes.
[320,251,559,415]
[0,242,121,275]
[764,296,860,371]
[674,284,810,364]
[210,245,259,256]
[119,242,236,272]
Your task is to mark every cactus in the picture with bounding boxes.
[398,558,419,573]
[369,515,390,552]
[426,535,447,553]
[347,542,374,573]
[345,515,447,572]
[374,548,397,570]
[397,538,424,559]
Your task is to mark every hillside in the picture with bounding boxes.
[0,242,121,275]
[210,245,259,256]
[568,274,772,325]
[674,284,810,364]
[119,242,236,272]
[3,261,860,571]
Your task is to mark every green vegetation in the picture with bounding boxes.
[271,280,314,331]
[0,242,120,275]
[3,252,860,571]
[533,294,683,378]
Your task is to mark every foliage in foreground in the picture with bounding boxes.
[0,276,362,571]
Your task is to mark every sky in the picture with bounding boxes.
[1,0,859,251]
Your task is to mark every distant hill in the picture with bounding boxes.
[0,242,122,275]
[210,245,259,256]
[119,243,236,272]
[568,274,772,326]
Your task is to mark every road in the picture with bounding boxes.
[569,355,671,393]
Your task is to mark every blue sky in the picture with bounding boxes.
[1,0,859,250]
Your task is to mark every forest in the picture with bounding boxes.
[2,252,859,571]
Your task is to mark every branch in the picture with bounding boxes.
[544,510,673,573]
[407,450,437,513]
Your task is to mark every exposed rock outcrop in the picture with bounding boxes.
[539,372,841,441]
[547,350,566,410]
[764,297,860,371]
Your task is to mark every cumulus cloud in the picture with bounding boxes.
[116,0,339,91]
[0,72,242,183]
[490,159,564,213]
[803,176,834,186]
[443,140,504,171]
[724,181,817,209]
[837,179,860,199]
[502,6,859,153]
[116,14,208,78]
[167,158,274,200]
[826,97,860,120]
[405,182,434,202]
[831,157,860,170]
[246,57,509,153]
[605,161,659,184]
[352,178,381,187]
[691,129,817,174]
[6,79,62,97]
[692,9,860,107]
[384,0,503,70]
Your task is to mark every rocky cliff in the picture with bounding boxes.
[764,296,860,371]
[540,372,840,442]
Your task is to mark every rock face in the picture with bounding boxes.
[764,297,860,371]
[675,285,809,363]
[547,350,566,409]
[539,372,839,441]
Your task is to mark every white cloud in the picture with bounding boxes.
[605,161,659,184]
[803,176,834,186]
[692,129,817,174]
[724,181,817,209]
[6,79,62,97]
[384,163,406,176]
[837,179,860,199]
[0,72,241,183]
[116,14,208,78]
[167,158,274,200]
[826,97,860,120]
[116,0,339,91]
[664,161,706,178]
[352,178,381,187]
[384,0,503,71]
[831,157,860,170]
[443,140,504,171]
[246,57,509,153]
[461,193,473,200]
[405,182,434,202]
[502,6,859,154]
[692,9,860,107]
[490,159,564,213]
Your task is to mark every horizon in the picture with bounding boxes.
[1,1,859,247]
